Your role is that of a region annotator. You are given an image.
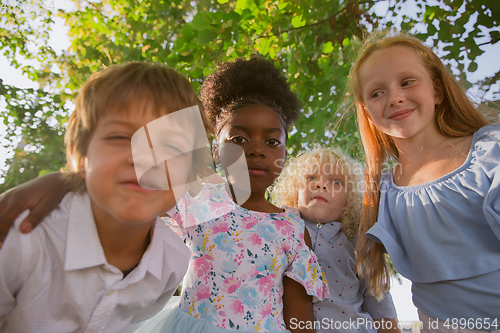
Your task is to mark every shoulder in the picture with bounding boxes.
[155,218,191,261]
[472,124,500,154]
[470,125,500,175]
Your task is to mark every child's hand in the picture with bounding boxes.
[0,172,70,248]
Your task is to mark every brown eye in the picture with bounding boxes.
[230,136,247,144]
[267,139,281,146]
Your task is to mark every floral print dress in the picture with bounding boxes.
[167,183,329,332]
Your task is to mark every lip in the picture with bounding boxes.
[312,195,328,203]
[247,162,267,177]
[387,108,414,121]
[121,181,157,193]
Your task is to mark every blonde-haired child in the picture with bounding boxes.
[350,33,500,331]
[273,146,400,333]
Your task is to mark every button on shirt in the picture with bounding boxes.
[0,193,190,333]
[304,219,397,333]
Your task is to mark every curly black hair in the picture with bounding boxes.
[200,55,301,137]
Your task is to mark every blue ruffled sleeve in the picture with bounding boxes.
[367,125,500,283]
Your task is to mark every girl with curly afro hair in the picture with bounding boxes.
[150,56,329,333]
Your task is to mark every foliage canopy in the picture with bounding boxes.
[0,0,499,191]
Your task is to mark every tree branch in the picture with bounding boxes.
[256,0,390,38]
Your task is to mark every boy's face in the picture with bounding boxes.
[81,106,180,228]
[297,163,348,224]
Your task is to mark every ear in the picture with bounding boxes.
[78,157,88,180]
[433,78,444,105]
[212,144,220,165]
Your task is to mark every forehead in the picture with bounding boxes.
[303,156,345,175]
[102,101,170,128]
[359,46,428,85]
[225,104,285,133]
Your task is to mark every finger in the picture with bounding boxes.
[19,203,54,234]
[0,201,20,246]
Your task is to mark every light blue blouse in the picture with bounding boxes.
[305,219,397,333]
[367,125,500,323]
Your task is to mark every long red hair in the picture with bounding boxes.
[349,34,489,298]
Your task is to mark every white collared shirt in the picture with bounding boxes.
[0,192,190,333]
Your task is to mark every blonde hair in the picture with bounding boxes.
[349,33,490,298]
[272,145,363,241]
[64,62,207,192]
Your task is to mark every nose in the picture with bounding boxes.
[245,142,266,158]
[389,87,405,107]
[315,179,328,190]
[127,154,134,165]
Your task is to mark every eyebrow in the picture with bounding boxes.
[100,119,135,127]
[231,125,284,134]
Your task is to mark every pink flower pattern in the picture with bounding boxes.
[167,183,329,332]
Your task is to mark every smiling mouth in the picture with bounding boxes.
[388,109,414,120]
[121,181,157,193]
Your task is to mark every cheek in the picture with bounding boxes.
[297,187,309,207]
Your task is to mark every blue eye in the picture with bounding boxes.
[371,91,383,98]
[307,176,316,181]
[332,180,343,186]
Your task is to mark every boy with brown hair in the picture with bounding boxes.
[0,62,204,332]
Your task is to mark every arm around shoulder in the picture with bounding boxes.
[0,172,70,248]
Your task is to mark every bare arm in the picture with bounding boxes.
[0,172,70,248]
[282,226,316,333]
[283,276,315,333]
[375,318,402,333]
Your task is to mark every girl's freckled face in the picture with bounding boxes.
[217,104,287,193]
[358,45,442,140]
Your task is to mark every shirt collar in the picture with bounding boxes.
[65,193,107,271]
[64,194,182,282]
[303,217,342,241]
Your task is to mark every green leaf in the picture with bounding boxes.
[197,29,217,46]
[291,15,306,28]
[342,38,350,47]
[217,0,229,4]
[191,13,211,31]
[322,41,334,53]
[468,61,478,72]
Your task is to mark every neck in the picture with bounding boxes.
[91,205,153,272]
[393,130,447,166]
[240,190,283,213]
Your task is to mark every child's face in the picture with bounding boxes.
[81,106,180,228]
[218,104,287,194]
[358,45,443,140]
[297,163,348,223]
